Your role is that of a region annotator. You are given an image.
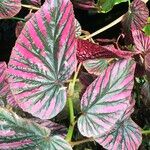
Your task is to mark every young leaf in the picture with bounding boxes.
[95,99,142,150]
[83,58,109,76]
[8,0,77,119]
[78,59,136,137]
[96,0,128,13]
[77,39,134,62]
[0,62,17,107]
[0,0,21,19]
[0,108,72,150]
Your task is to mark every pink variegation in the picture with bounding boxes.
[83,58,109,76]
[0,108,72,150]
[0,0,21,19]
[78,59,136,137]
[122,0,149,44]
[0,62,17,107]
[8,0,77,119]
[132,29,150,72]
[95,99,142,150]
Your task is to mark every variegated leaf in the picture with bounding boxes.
[8,0,77,119]
[0,0,21,19]
[22,0,41,6]
[95,99,142,150]
[34,119,67,137]
[0,62,17,107]
[132,29,150,53]
[83,58,109,76]
[0,108,72,150]
[75,19,82,37]
[122,0,149,44]
[78,59,136,137]
[132,29,150,72]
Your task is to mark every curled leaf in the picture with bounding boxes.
[77,39,134,62]
[0,0,21,19]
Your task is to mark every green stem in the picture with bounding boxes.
[70,138,94,147]
[7,17,26,22]
[142,130,150,134]
[65,63,82,142]
[65,97,75,142]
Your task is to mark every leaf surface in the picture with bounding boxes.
[95,99,142,150]
[78,59,136,137]
[0,108,72,150]
[97,0,128,13]
[0,62,17,107]
[8,0,77,119]
[83,58,109,76]
[122,0,149,43]
[0,0,21,19]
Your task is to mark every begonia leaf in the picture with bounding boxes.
[83,58,109,76]
[95,99,142,150]
[78,59,136,137]
[0,62,17,107]
[8,0,77,119]
[122,0,149,43]
[0,108,72,150]
[0,0,21,19]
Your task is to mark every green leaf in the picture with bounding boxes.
[96,0,128,13]
[143,24,150,36]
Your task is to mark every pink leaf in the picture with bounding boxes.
[0,62,17,107]
[77,39,134,62]
[78,59,136,137]
[122,0,149,44]
[0,0,21,19]
[95,99,142,150]
[8,0,77,119]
